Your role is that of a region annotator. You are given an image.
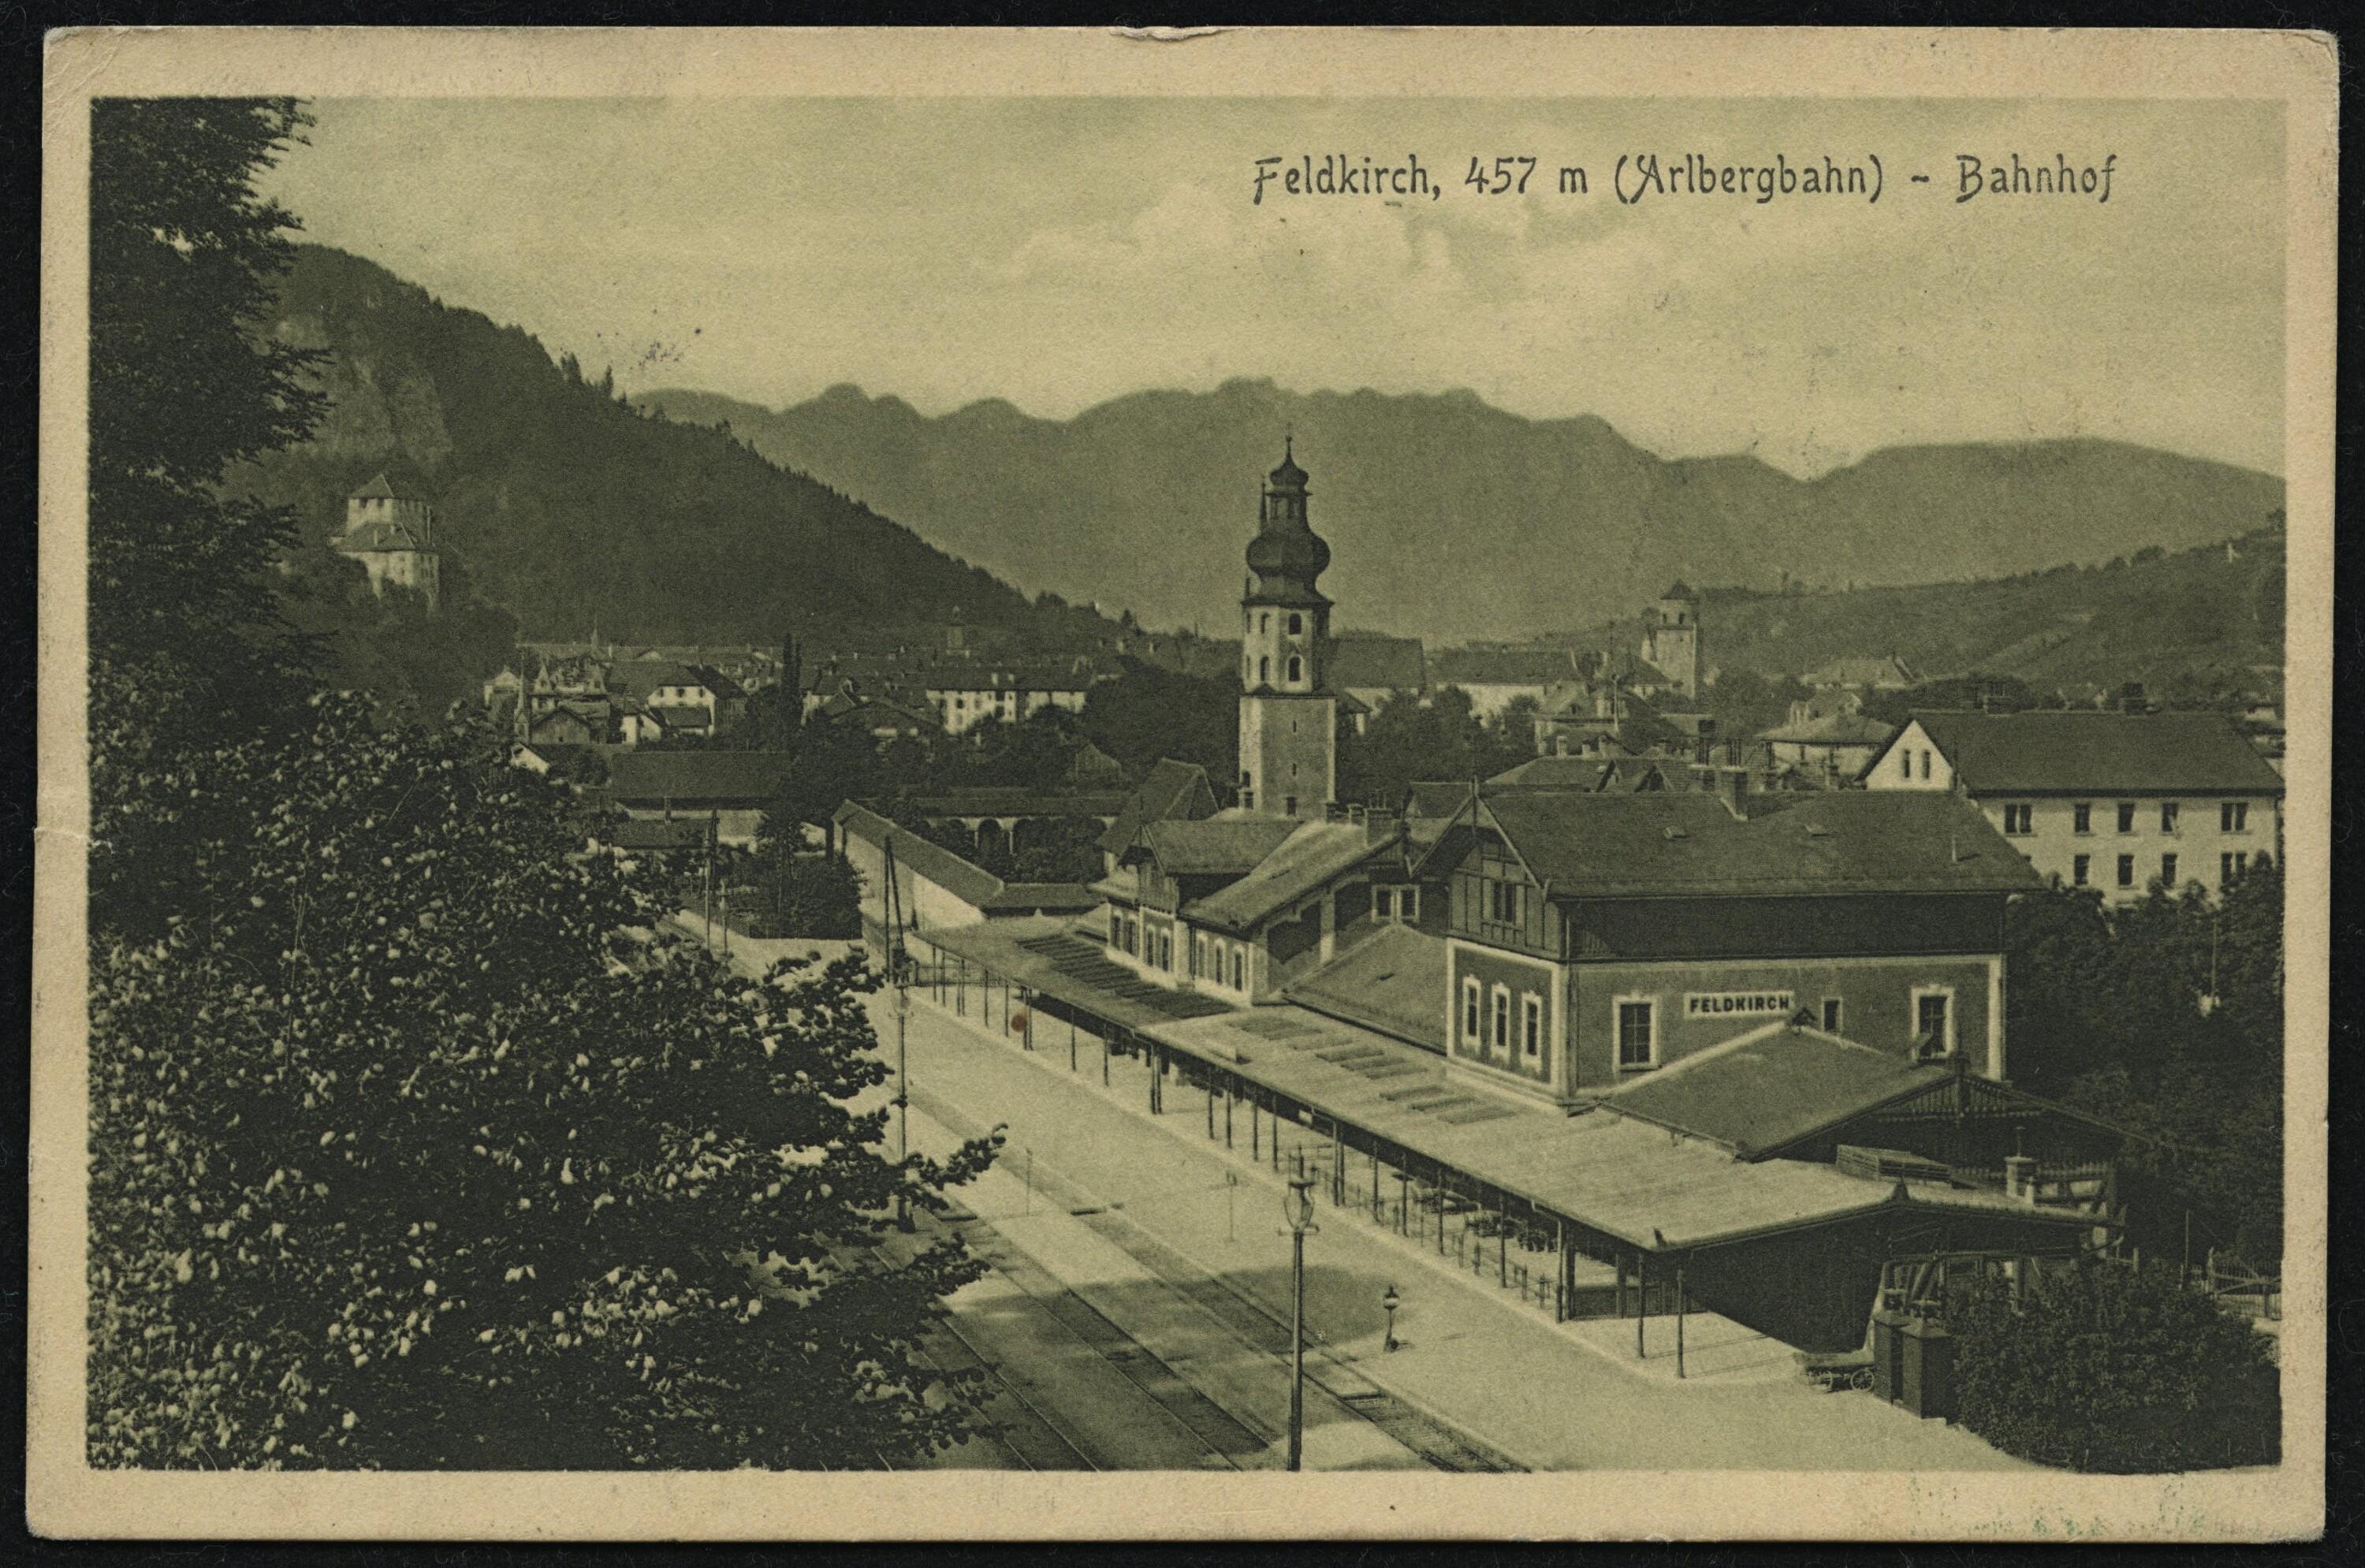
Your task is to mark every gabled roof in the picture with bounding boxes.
[605,750,789,806]
[1136,814,1300,878]
[1403,780,1474,821]
[1185,821,1395,933]
[1594,1022,2141,1160]
[1894,710,2285,795]
[1805,654,1919,688]
[1596,1023,1955,1157]
[352,471,402,500]
[1469,790,2043,898]
[1097,758,1220,857]
[1283,921,1449,1050]
[1328,634,1428,692]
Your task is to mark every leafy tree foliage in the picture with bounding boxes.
[90,98,325,683]
[2006,860,2285,1266]
[88,698,993,1468]
[1338,686,1532,807]
[1951,1261,2278,1472]
[1080,659,1237,781]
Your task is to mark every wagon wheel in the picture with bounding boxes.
[1849,1365,1875,1391]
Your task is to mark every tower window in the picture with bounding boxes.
[1287,655,1302,682]
[1258,657,1270,683]
[1260,613,1270,634]
[1287,613,1302,635]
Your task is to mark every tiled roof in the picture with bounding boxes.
[605,750,790,806]
[832,804,1100,913]
[903,789,1130,819]
[1136,815,1300,878]
[1595,1022,2138,1160]
[1329,634,1428,692]
[1762,712,1898,746]
[1595,1022,1953,1156]
[337,520,429,553]
[1403,781,1473,820]
[1284,922,1449,1051]
[1467,790,2043,898]
[1097,758,1219,857]
[1429,647,1580,687]
[1184,821,1394,933]
[608,661,709,702]
[1900,710,2285,795]
[600,818,711,852]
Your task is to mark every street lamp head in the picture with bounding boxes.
[1381,1284,1401,1313]
[893,984,912,1018]
[1282,1175,1317,1232]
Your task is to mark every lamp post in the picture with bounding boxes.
[1281,1176,1319,1471]
[1381,1284,1401,1352]
[892,981,913,1232]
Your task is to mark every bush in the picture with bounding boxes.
[1951,1260,2279,1472]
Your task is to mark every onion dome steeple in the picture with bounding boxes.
[1244,436,1331,606]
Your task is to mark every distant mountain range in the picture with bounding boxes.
[236,247,1112,664]
[636,381,2285,643]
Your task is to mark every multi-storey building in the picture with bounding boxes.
[1861,710,2285,902]
[334,473,441,611]
[1236,441,1339,820]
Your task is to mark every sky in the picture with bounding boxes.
[263,95,2285,478]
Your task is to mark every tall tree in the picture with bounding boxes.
[88,98,328,940]
[89,97,326,682]
[88,698,994,1468]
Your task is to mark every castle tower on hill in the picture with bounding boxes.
[335,472,441,613]
[1641,580,1701,701]
[1237,440,1335,820]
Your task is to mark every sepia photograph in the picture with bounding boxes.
[32,25,2333,1541]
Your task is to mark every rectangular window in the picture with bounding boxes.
[1898,748,1911,780]
[1462,978,1482,1042]
[2002,803,2033,836]
[2222,801,2250,832]
[1231,948,1245,991]
[2117,854,2135,888]
[1485,877,1524,926]
[1521,994,1543,1062]
[1373,888,1394,921]
[2073,803,2092,834]
[1919,749,1932,780]
[2222,851,2249,884]
[2160,853,2178,888]
[1914,989,1953,1056]
[1820,997,1843,1035]
[2160,801,2181,834]
[1491,986,1510,1055]
[2117,803,2136,834]
[1615,999,1657,1070]
[2073,853,2091,887]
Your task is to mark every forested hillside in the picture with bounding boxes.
[1640,528,2286,704]
[233,246,1113,712]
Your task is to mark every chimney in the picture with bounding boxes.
[1715,764,1752,820]
[2004,1154,2037,1206]
[1364,806,1399,844]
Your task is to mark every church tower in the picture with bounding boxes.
[1238,441,1335,820]
[1641,580,1701,701]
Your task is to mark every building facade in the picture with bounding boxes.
[334,473,441,611]
[1863,710,2285,903]
[1637,582,1701,700]
[1421,789,2036,1106]
[1237,442,1338,820]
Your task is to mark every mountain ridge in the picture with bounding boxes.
[639,381,2282,643]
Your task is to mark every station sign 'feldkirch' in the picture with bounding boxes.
[1684,991,1797,1019]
